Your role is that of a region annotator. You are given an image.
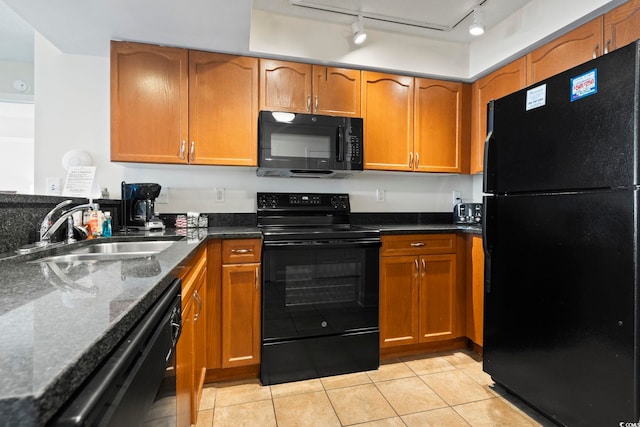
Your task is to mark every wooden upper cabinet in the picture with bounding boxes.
[470,58,526,174]
[259,59,361,116]
[526,18,604,85]
[604,0,640,53]
[313,66,361,117]
[259,59,312,113]
[111,41,189,163]
[362,71,415,171]
[188,51,258,166]
[414,79,469,173]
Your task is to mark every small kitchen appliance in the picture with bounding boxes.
[121,182,165,231]
[453,202,482,224]
[257,111,363,178]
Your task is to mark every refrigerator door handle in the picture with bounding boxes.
[482,196,493,293]
[483,131,494,192]
[483,100,495,193]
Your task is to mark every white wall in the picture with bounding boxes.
[0,61,34,102]
[34,33,124,199]
[0,101,34,193]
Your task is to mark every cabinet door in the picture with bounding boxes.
[362,71,414,171]
[418,254,457,342]
[176,298,194,427]
[379,256,419,348]
[206,240,222,370]
[193,265,207,416]
[414,79,469,173]
[259,59,312,113]
[110,41,189,164]
[313,65,361,117]
[526,18,604,85]
[467,236,484,346]
[470,58,526,174]
[189,51,258,166]
[221,263,261,367]
[604,0,640,53]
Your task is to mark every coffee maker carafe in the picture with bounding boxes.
[121,182,165,230]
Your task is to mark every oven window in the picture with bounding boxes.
[285,261,358,306]
[262,244,379,341]
[271,133,331,158]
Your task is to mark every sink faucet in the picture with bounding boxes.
[38,200,100,246]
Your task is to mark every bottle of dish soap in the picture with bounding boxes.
[102,211,112,237]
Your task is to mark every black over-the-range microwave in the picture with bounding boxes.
[256,110,363,178]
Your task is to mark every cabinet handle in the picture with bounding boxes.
[421,258,426,278]
[179,141,186,160]
[409,152,414,168]
[593,44,599,59]
[415,152,420,168]
[314,95,319,112]
[193,290,202,322]
[605,39,611,54]
[231,248,253,254]
[255,267,259,290]
[307,95,311,112]
[410,242,425,247]
[414,259,419,278]
[189,141,195,162]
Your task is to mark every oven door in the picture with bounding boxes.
[262,239,380,342]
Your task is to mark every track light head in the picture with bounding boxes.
[469,6,485,36]
[352,15,367,45]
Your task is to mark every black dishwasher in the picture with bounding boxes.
[49,278,182,426]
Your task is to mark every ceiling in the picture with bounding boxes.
[252,0,533,43]
[1,0,534,63]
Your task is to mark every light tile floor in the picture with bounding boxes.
[196,349,554,426]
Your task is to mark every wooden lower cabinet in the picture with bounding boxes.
[176,296,194,427]
[205,238,262,384]
[176,246,207,426]
[467,235,484,348]
[221,263,261,368]
[379,234,465,354]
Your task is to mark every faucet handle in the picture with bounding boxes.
[40,200,73,237]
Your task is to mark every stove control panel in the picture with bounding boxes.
[257,192,350,211]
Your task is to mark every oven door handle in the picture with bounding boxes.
[263,239,381,248]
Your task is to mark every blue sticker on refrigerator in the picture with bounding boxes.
[570,68,598,101]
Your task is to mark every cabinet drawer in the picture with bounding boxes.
[381,234,455,256]
[222,239,262,264]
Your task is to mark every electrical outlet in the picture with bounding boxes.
[215,187,225,203]
[157,187,169,204]
[376,189,385,203]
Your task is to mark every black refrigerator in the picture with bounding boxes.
[483,41,640,426]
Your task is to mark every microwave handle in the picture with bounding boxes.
[336,126,344,162]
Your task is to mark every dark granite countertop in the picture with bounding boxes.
[0,222,480,426]
[0,226,260,426]
[376,223,482,235]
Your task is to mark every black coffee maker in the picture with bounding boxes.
[121,181,165,230]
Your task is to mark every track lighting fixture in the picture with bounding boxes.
[352,15,367,45]
[469,6,485,36]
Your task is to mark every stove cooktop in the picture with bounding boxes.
[257,192,379,241]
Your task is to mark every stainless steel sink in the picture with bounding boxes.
[68,240,175,254]
[31,240,178,263]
